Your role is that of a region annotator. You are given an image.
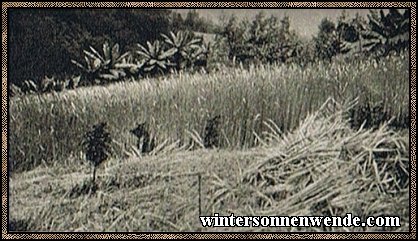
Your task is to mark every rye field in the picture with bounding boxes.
[9,53,410,231]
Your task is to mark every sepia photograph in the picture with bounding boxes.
[3,2,414,236]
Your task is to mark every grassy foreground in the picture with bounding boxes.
[10,54,409,172]
[10,101,409,231]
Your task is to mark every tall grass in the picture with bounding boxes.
[9,53,409,172]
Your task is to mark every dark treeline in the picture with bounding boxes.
[9,9,176,87]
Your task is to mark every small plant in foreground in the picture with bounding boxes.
[82,122,112,185]
[130,122,156,154]
[349,102,388,129]
[9,218,31,231]
[203,115,222,149]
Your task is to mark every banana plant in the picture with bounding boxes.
[71,41,130,85]
[114,53,145,79]
[136,40,176,76]
[161,31,203,70]
[342,9,410,57]
[189,41,210,69]
[362,9,410,55]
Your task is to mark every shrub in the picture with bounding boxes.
[130,122,156,154]
[82,122,112,184]
[203,115,222,149]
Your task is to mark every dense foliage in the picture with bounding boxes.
[9,9,172,88]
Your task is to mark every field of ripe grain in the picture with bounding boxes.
[9,54,409,172]
[9,102,409,231]
[8,53,410,231]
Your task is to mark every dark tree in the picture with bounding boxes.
[82,122,112,184]
[314,18,340,61]
[170,12,185,32]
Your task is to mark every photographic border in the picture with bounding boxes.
[1,2,416,239]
